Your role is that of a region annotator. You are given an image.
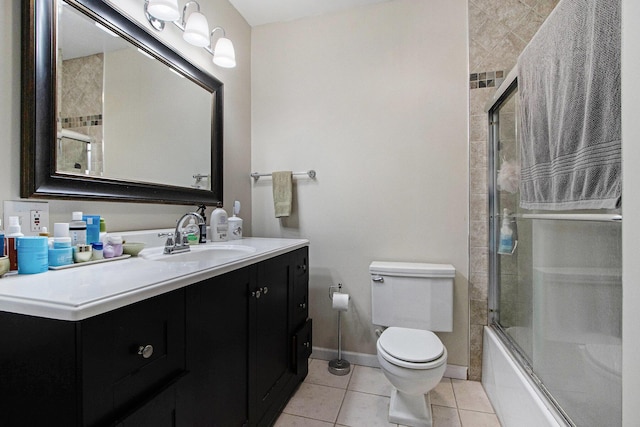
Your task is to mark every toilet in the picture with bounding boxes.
[370,261,455,427]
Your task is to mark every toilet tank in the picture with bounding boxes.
[370,261,455,332]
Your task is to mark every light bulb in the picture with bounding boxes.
[213,37,236,68]
[183,11,210,47]
[147,0,180,21]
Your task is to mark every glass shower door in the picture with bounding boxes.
[488,82,622,427]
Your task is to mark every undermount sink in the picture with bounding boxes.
[139,244,257,263]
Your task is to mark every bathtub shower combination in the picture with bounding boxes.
[482,2,622,425]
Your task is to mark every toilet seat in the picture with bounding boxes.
[377,327,445,369]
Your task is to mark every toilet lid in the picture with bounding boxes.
[378,327,444,363]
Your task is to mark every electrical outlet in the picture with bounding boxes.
[3,201,50,237]
[30,210,44,232]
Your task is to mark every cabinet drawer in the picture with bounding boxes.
[292,247,309,327]
[82,290,186,425]
[292,318,312,376]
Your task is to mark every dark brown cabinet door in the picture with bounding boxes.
[179,267,250,427]
[250,253,291,425]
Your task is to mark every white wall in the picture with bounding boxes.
[103,48,210,186]
[621,0,640,424]
[0,0,251,232]
[251,0,470,366]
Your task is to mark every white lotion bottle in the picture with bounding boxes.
[211,202,228,242]
[228,201,243,240]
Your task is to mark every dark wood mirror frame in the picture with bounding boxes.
[21,0,224,205]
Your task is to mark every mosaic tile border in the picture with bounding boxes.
[61,114,103,128]
[470,70,505,90]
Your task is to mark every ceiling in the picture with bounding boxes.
[228,0,394,27]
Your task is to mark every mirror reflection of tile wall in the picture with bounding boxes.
[59,53,104,175]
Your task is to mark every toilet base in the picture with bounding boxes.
[388,389,433,427]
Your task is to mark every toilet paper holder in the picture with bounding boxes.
[328,283,347,300]
[328,283,351,376]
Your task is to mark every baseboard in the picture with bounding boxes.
[444,364,468,380]
[311,346,468,380]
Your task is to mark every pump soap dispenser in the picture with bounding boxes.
[228,201,243,240]
[497,208,516,255]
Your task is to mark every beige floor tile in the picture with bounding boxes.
[430,378,457,408]
[348,365,393,397]
[274,413,335,427]
[282,382,346,423]
[306,358,352,389]
[432,405,462,427]
[451,380,495,413]
[458,409,501,427]
[336,390,396,427]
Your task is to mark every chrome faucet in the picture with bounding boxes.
[159,212,205,255]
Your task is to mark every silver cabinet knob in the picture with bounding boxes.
[299,302,306,309]
[138,344,154,359]
[262,286,268,295]
[252,290,261,299]
[303,341,310,348]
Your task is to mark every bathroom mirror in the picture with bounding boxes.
[21,0,224,204]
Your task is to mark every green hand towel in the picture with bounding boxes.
[272,171,293,218]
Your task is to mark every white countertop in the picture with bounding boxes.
[0,237,309,321]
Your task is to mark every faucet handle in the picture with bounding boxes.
[158,232,175,251]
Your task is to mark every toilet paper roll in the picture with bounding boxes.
[332,292,350,311]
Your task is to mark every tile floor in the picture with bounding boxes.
[276,359,501,427]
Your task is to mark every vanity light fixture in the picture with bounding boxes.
[144,0,236,68]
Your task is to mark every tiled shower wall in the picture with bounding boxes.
[467,0,560,381]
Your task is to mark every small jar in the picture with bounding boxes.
[73,244,92,263]
[108,236,123,257]
[49,237,73,267]
[53,237,71,249]
[103,244,115,259]
[91,242,104,260]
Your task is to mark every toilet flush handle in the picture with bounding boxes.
[372,275,384,283]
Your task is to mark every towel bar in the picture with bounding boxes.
[250,170,316,182]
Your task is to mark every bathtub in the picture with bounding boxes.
[482,326,565,427]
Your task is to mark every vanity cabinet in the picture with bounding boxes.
[181,247,311,427]
[0,289,186,427]
[0,246,310,427]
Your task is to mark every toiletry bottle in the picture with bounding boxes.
[70,212,87,245]
[82,215,100,244]
[228,200,243,240]
[197,204,207,243]
[17,236,49,274]
[54,222,70,238]
[184,218,200,245]
[0,219,4,257]
[6,216,24,273]
[99,217,108,244]
[91,242,104,260]
[211,202,228,242]
[498,208,514,254]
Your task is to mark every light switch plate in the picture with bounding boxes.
[3,201,50,237]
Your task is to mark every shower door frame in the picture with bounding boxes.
[486,70,576,427]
